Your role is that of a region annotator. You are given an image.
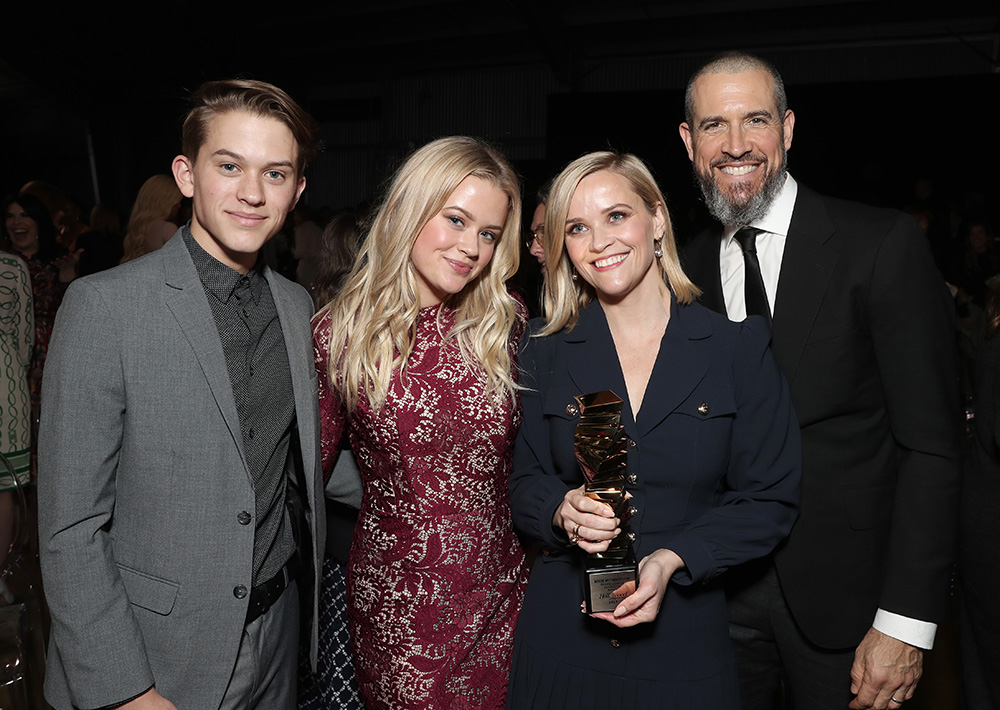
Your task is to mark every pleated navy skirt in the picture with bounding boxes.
[506,638,740,710]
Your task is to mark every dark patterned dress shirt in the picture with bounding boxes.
[183,226,296,586]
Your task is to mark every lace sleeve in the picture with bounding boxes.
[312,310,346,484]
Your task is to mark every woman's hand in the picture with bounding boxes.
[591,548,685,628]
[119,688,177,709]
[552,485,619,554]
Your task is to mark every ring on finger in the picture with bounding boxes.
[890,697,904,705]
[572,523,581,538]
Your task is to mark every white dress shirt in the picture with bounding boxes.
[718,174,796,320]
[717,173,937,650]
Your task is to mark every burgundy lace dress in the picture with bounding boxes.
[312,303,528,710]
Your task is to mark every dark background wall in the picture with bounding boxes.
[2,1,997,242]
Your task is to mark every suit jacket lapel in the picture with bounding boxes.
[160,235,248,471]
[771,186,839,384]
[564,299,711,438]
[634,299,711,436]
[267,270,316,483]
[564,305,633,425]
[684,227,726,315]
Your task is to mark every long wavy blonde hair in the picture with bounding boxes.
[318,136,523,413]
[121,175,182,263]
[539,151,699,335]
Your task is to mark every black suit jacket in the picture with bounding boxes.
[683,184,961,649]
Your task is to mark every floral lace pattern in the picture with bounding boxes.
[313,303,528,709]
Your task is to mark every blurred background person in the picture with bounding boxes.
[948,220,999,310]
[20,180,69,243]
[299,208,366,710]
[517,180,551,317]
[0,248,33,565]
[2,191,73,463]
[293,205,326,292]
[309,209,364,310]
[119,174,183,264]
[961,278,1000,710]
[76,202,124,277]
[527,186,547,272]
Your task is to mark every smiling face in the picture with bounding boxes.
[171,110,305,273]
[409,175,509,307]
[4,202,40,257]
[563,170,666,305]
[679,69,794,227]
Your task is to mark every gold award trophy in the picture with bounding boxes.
[573,390,638,613]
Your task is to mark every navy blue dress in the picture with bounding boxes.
[507,299,801,709]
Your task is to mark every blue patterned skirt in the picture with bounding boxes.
[298,559,364,709]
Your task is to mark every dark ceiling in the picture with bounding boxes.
[2,1,998,218]
[4,1,998,110]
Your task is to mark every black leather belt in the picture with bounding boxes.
[245,554,299,626]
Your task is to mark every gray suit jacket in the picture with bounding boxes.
[38,233,354,709]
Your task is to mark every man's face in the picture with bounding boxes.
[679,69,794,226]
[172,111,305,273]
[529,202,546,269]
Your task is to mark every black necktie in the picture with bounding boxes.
[734,227,771,323]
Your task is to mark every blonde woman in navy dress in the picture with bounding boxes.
[508,151,801,709]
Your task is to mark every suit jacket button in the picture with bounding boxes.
[627,437,637,448]
[697,402,710,415]
[234,585,248,599]
[626,473,638,485]
[237,511,252,525]
[566,403,579,417]
[610,638,621,648]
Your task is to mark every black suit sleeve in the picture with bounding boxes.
[667,316,802,585]
[868,213,961,624]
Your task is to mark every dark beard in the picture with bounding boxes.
[696,150,787,228]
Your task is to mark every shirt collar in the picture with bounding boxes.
[182,223,262,303]
[723,173,798,244]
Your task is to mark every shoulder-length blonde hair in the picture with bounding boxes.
[318,136,523,412]
[121,175,182,263]
[539,151,699,335]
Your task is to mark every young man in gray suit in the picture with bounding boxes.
[38,79,356,709]
[680,53,960,710]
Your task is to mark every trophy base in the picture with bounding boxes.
[584,562,638,613]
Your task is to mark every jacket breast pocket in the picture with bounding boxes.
[674,386,736,422]
[542,388,588,420]
[118,564,180,616]
[664,386,737,482]
[541,388,593,478]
